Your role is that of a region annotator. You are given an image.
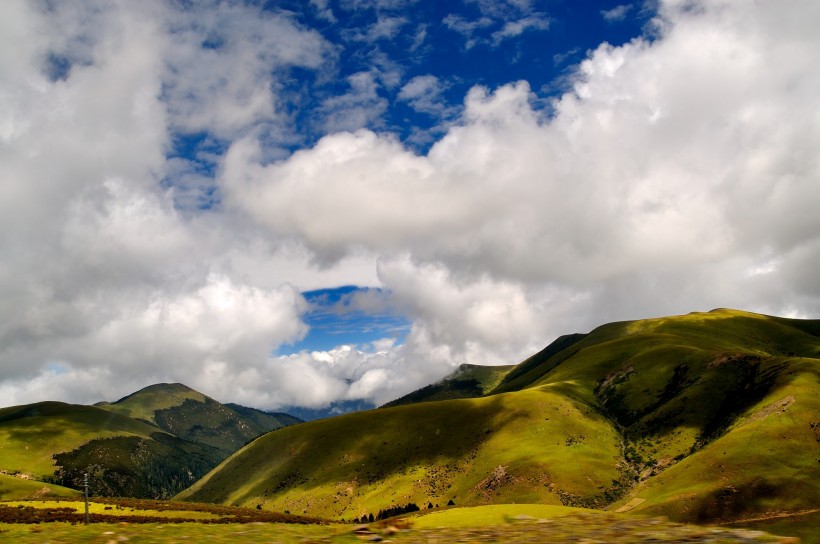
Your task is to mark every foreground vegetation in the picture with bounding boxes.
[0,501,803,543]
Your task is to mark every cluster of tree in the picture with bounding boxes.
[353,499,457,523]
[52,433,223,499]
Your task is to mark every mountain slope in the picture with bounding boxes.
[101,383,300,454]
[176,309,819,533]
[382,364,516,408]
[0,401,163,479]
[177,387,626,519]
[0,384,302,499]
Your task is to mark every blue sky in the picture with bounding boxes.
[168,0,651,213]
[2,0,819,410]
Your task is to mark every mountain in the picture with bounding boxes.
[176,309,819,537]
[382,363,516,407]
[101,383,301,455]
[281,399,377,422]
[0,384,301,499]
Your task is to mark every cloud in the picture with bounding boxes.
[347,15,408,42]
[442,14,494,49]
[3,0,820,412]
[162,2,331,139]
[491,14,550,46]
[220,0,820,404]
[316,72,388,132]
[601,4,634,23]
[397,75,448,115]
[0,1,348,407]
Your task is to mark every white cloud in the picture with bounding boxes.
[162,2,331,140]
[397,75,448,115]
[601,4,634,23]
[316,72,388,133]
[219,0,820,406]
[2,0,820,412]
[491,14,550,46]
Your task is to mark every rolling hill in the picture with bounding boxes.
[0,384,302,499]
[176,309,819,537]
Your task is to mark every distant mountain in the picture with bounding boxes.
[382,363,516,408]
[224,403,302,430]
[281,399,376,422]
[100,383,300,455]
[177,309,819,539]
[0,384,301,499]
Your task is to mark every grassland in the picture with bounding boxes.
[0,501,800,543]
[0,475,79,501]
[177,309,819,540]
[0,402,163,479]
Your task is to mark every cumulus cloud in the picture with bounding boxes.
[221,0,820,404]
[2,0,819,412]
[0,1,349,407]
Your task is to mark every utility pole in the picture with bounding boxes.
[83,473,89,525]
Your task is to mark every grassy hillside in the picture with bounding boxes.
[0,382,303,500]
[0,474,79,500]
[382,364,516,407]
[102,383,299,454]
[0,402,162,479]
[103,383,208,423]
[178,386,626,519]
[177,309,819,538]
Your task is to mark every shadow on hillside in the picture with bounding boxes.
[194,394,534,506]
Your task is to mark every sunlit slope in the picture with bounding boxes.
[0,473,80,500]
[178,309,819,530]
[492,309,820,527]
[612,356,819,524]
[0,401,161,479]
[177,388,625,519]
[101,383,208,422]
[382,364,516,407]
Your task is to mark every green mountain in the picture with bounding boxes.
[0,384,302,499]
[382,363,516,407]
[101,383,302,455]
[176,309,819,536]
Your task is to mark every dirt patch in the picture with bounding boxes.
[747,396,794,423]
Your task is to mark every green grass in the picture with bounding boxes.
[0,475,79,501]
[0,402,162,479]
[101,383,207,422]
[410,504,603,528]
[178,388,624,519]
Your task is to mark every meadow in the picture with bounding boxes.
[0,500,803,543]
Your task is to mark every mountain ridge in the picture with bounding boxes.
[176,308,820,538]
[0,383,302,499]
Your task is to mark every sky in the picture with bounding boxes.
[1,0,819,412]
